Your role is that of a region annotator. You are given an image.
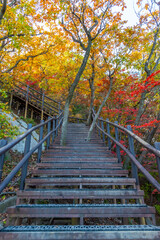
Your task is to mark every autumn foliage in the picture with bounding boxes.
[0,0,159,143]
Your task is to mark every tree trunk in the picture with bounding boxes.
[135,90,147,126]
[60,40,92,145]
[86,79,94,126]
[86,54,95,126]
[87,78,112,141]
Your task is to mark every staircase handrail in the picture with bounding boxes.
[92,109,160,191]
[0,80,62,115]
[0,111,63,193]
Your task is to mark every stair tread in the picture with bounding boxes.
[7,204,155,217]
[9,203,148,208]
[19,189,142,193]
[1,225,160,232]
[25,177,136,183]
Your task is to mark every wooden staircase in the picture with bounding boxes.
[1,123,160,239]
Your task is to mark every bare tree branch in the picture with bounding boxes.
[62,18,86,50]
[0,33,43,41]
[144,27,159,74]
[2,44,54,73]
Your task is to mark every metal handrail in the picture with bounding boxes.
[92,110,160,157]
[96,122,160,191]
[0,115,57,156]
[102,119,160,158]
[0,111,63,193]
[92,109,160,191]
[14,82,60,104]
[0,115,63,193]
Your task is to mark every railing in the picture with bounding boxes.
[68,116,86,123]
[0,112,63,193]
[0,80,62,119]
[92,110,160,191]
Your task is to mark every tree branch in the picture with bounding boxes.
[62,18,86,50]
[145,27,159,74]
[2,44,54,73]
[0,33,43,41]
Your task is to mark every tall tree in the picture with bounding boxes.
[60,0,126,145]
[134,0,160,126]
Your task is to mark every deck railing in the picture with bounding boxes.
[0,80,62,119]
[92,109,160,191]
[0,112,63,193]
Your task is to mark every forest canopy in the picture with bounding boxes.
[0,0,159,144]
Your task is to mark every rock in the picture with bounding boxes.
[2,112,45,153]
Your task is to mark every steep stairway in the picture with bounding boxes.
[1,123,160,240]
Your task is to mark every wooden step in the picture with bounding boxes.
[7,204,155,220]
[41,157,118,162]
[49,146,109,150]
[17,189,144,200]
[25,177,136,187]
[54,142,106,146]
[36,162,123,169]
[1,225,160,240]
[43,153,113,157]
[31,169,128,176]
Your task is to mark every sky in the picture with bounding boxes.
[123,0,139,26]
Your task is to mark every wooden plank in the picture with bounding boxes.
[17,189,143,199]
[41,157,118,162]
[36,162,123,169]
[7,204,155,218]
[31,169,128,176]
[25,177,136,187]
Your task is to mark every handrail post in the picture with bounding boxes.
[127,125,139,187]
[41,93,45,120]
[20,123,32,190]
[10,91,13,109]
[56,117,58,136]
[101,118,105,142]
[60,113,63,127]
[154,142,160,179]
[114,121,122,163]
[98,119,101,136]
[47,117,51,149]
[37,120,44,163]
[58,103,61,114]
[0,140,8,182]
[52,118,56,144]
[106,119,111,150]
[24,85,29,119]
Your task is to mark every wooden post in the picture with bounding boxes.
[127,125,139,187]
[0,140,8,182]
[98,119,101,136]
[47,117,51,149]
[24,85,29,119]
[154,142,160,179]
[16,101,20,111]
[52,118,56,144]
[31,109,34,120]
[37,120,44,163]
[20,123,32,190]
[59,102,61,114]
[114,121,122,163]
[106,119,111,150]
[10,92,13,109]
[56,117,58,136]
[101,118,105,142]
[41,93,45,120]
